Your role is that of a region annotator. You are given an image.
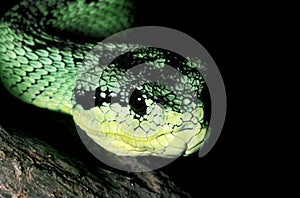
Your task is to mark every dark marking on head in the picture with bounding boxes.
[95,87,111,107]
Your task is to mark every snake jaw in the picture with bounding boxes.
[73,102,208,158]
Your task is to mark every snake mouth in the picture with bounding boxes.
[72,103,208,157]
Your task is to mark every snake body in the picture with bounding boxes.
[0,0,208,158]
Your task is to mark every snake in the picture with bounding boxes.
[0,0,209,158]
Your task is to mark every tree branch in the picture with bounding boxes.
[0,126,190,197]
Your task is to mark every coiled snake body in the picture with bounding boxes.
[0,0,208,157]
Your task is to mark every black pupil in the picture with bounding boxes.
[129,89,147,116]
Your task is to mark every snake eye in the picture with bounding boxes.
[129,89,147,116]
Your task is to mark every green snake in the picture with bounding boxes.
[0,0,208,158]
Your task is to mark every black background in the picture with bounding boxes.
[0,0,265,197]
[134,1,252,196]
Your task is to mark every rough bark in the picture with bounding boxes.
[0,126,190,198]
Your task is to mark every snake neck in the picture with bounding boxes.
[0,0,134,114]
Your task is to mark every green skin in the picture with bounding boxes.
[0,0,208,158]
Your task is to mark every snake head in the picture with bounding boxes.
[73,45,209,158]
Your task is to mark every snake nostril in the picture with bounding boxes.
[129,89,147,116]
